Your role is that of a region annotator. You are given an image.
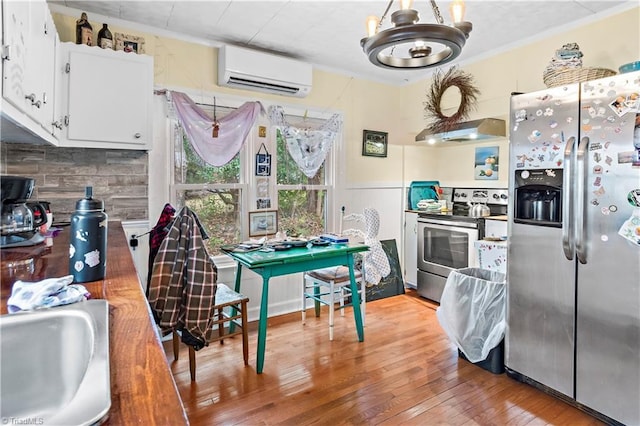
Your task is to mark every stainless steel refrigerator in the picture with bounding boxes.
[507,71,640,425]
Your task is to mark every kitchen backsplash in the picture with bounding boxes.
[1,143,148,223]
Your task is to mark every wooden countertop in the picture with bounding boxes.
[1,222,189,425]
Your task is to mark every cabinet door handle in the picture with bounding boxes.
[134,133,141,139]
[25,93,36,102]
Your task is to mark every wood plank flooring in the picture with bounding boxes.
[163,290,604,425]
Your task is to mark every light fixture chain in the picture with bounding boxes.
[378,0,395,28]
[429,0,445,24]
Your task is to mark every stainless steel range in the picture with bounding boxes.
[416,188,508,303]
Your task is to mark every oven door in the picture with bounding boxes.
[416,218,479,302]
[418,219,479,275]
[417,219,479,276]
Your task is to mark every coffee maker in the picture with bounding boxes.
[1,176,47,247]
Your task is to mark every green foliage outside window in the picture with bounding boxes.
[276,129,326,237]
[179,133,241,255]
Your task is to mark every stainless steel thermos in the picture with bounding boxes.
[69,186,108,283]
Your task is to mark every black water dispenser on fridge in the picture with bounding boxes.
[513,169,563,227]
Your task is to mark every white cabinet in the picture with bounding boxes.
[56,42,153,150]
[121,220,150,292]
[484,218,508,238]
[475,240,507,274]
[1,0,58,145]
[403,211,418,289]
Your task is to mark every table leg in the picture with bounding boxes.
[347,255,364,342]
[256,275,270,374]
[229,262,243,334]
[233,262,243,293]
[313,282,321,317]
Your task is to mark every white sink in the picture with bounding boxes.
[1,300,110,425]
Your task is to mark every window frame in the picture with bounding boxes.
[166,91,342,256]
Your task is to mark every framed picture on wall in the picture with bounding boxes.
[114,33,146,54]
[474,146,499,180]
[362,130,388,157]
[248,210,278,237]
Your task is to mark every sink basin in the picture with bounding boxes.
[1,300,110,425]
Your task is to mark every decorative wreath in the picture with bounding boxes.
[423,67,480,134]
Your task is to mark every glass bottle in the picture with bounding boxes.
[97,24,113,49]
[76,12,93,46]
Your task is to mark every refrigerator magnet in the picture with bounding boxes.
[628,189,640,207]
[617,213,640,246]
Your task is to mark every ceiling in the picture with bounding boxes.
[47,1,634,86]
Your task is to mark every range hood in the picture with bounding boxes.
[415,118,506,144]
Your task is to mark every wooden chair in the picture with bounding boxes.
[302,266,365,341]
[173,283,249,381]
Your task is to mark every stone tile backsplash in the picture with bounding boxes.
[1,143,148,223]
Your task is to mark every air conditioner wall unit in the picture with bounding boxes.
[218,45,312,98]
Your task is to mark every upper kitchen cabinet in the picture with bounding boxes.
[1,0,59,145]
[56,42,153,150]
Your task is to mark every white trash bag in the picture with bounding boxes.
[436,268,506,363]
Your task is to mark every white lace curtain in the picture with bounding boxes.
[169,91,264,167]
[268,105,342,178]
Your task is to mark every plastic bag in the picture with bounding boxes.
[436,268,506,363]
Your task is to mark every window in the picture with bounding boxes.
[171,103,248,256]
[275,113,334,238]
[171,99,338,254]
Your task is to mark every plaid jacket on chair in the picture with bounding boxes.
[148,206,217,350]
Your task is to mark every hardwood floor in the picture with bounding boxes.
[163,290,604,425]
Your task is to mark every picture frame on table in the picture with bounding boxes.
[114,33,146,54]
[362,130,388,158]
[248,210,278,237]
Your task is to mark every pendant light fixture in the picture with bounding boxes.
[360,0,472,70]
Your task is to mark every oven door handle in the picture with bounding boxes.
[418,221,478,234]
[417,218,477,230]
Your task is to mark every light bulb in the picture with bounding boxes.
[449,0,466,23]
[399,0,414,10]
[365,15,379,37]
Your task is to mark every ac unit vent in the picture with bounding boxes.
[227,76,301,95]
[218,45,312,98]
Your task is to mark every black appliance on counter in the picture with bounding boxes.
[416,188,508,303]
[1,176,47,248]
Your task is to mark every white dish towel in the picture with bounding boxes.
[7,275,90,313]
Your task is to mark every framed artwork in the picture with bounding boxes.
[249,210,278,237]
[256,198,271,209]
[362,130,388,157]
[114,33,146,54]
[474,146,499,180]
[255,143,272,176]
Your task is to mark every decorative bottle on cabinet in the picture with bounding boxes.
[97,24,113,49]
[69,186,108,283]
[76,12,93,45]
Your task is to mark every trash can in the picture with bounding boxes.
[436,267,506,374]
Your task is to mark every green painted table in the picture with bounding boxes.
[224,243,369,374]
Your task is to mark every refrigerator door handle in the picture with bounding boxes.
[575,136,589,264]
[562,136,576,260]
